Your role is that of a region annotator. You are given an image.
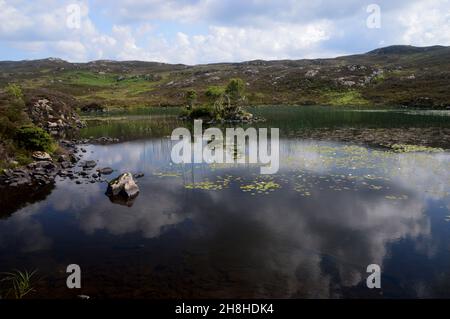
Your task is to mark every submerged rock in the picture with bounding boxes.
[133,173,144,179]
[106,172,139,198]
[82,160,97,169]
[97,167,113,175]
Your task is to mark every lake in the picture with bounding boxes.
[1,106,449,298]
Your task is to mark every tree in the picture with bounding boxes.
[225,78,245,107]
[185,90,197,110]
[205,86,224,101]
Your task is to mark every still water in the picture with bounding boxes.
[1,106,449,298]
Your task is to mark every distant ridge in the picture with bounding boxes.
[367,45,447,55]
[0,45,449,65]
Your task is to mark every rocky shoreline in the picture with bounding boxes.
[0,136,132,189]
[0,135,146,209]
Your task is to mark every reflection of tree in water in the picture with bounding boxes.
[0,183,55,219]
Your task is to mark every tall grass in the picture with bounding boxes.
[0,269,38,299]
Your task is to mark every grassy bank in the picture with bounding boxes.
[0,84,58,170]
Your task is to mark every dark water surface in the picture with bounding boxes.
[1,106,450,298]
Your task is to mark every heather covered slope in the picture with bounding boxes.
[0,45,449,109]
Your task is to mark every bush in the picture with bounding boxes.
[188,105,213,119]
[225,78,245,103]
[0,103,27,139]
[185,90,197,109]
[5,83,24,101]
[205,86,224,100]
[15,125,56,152]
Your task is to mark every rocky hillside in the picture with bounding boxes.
[0,45,449,108]
[24,89,85,132]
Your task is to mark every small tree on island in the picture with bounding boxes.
[225,78,245,107]
[214,78,246,119]
[185,89,197,110]
[205,86,224,102]
[182,78,252,121]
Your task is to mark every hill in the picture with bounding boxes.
[0,45,449,109]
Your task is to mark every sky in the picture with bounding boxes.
[0,0,449,64]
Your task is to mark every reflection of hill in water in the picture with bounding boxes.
[0,183,55,219]
[80,115,183,141]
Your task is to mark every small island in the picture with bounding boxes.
[179,78,264,124]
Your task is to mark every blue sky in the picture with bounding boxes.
[0,0,449,64]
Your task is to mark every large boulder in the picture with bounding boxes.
[106,173,139,198]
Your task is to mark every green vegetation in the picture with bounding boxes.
[2,45,449,109]
[325,90,369,106]
[205,86,225,101]
[188,105,214,119]
[182,78,251,121]
[15,125,56,152]
[0,269,38,299]
[5,83,24,100]
[240,180,281,195]
[225,78,246,105]
[0,84,57,170]
[185,89,197,109]
[391,144,444,153]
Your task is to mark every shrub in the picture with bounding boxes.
[225,78,245,103]
[185,90,197,109]
[15,125,56,152]
[205,86,225,100]
[0,102,28,139]
[5,83,24,101]
[188,105,213,119]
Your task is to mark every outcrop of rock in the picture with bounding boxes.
[26,90,86,133]
[106,172,140,198]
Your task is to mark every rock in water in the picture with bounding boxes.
[98,167,113,175]
[133,173,144,178]
[32,151,52,161]
[82,160,97,169]
[106,173,139,198]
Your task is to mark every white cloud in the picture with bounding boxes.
[398,0,450,46]
[0,0,32,38]
[130,21,334,64]
[54,40,87,60]
[0,0,449,63]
